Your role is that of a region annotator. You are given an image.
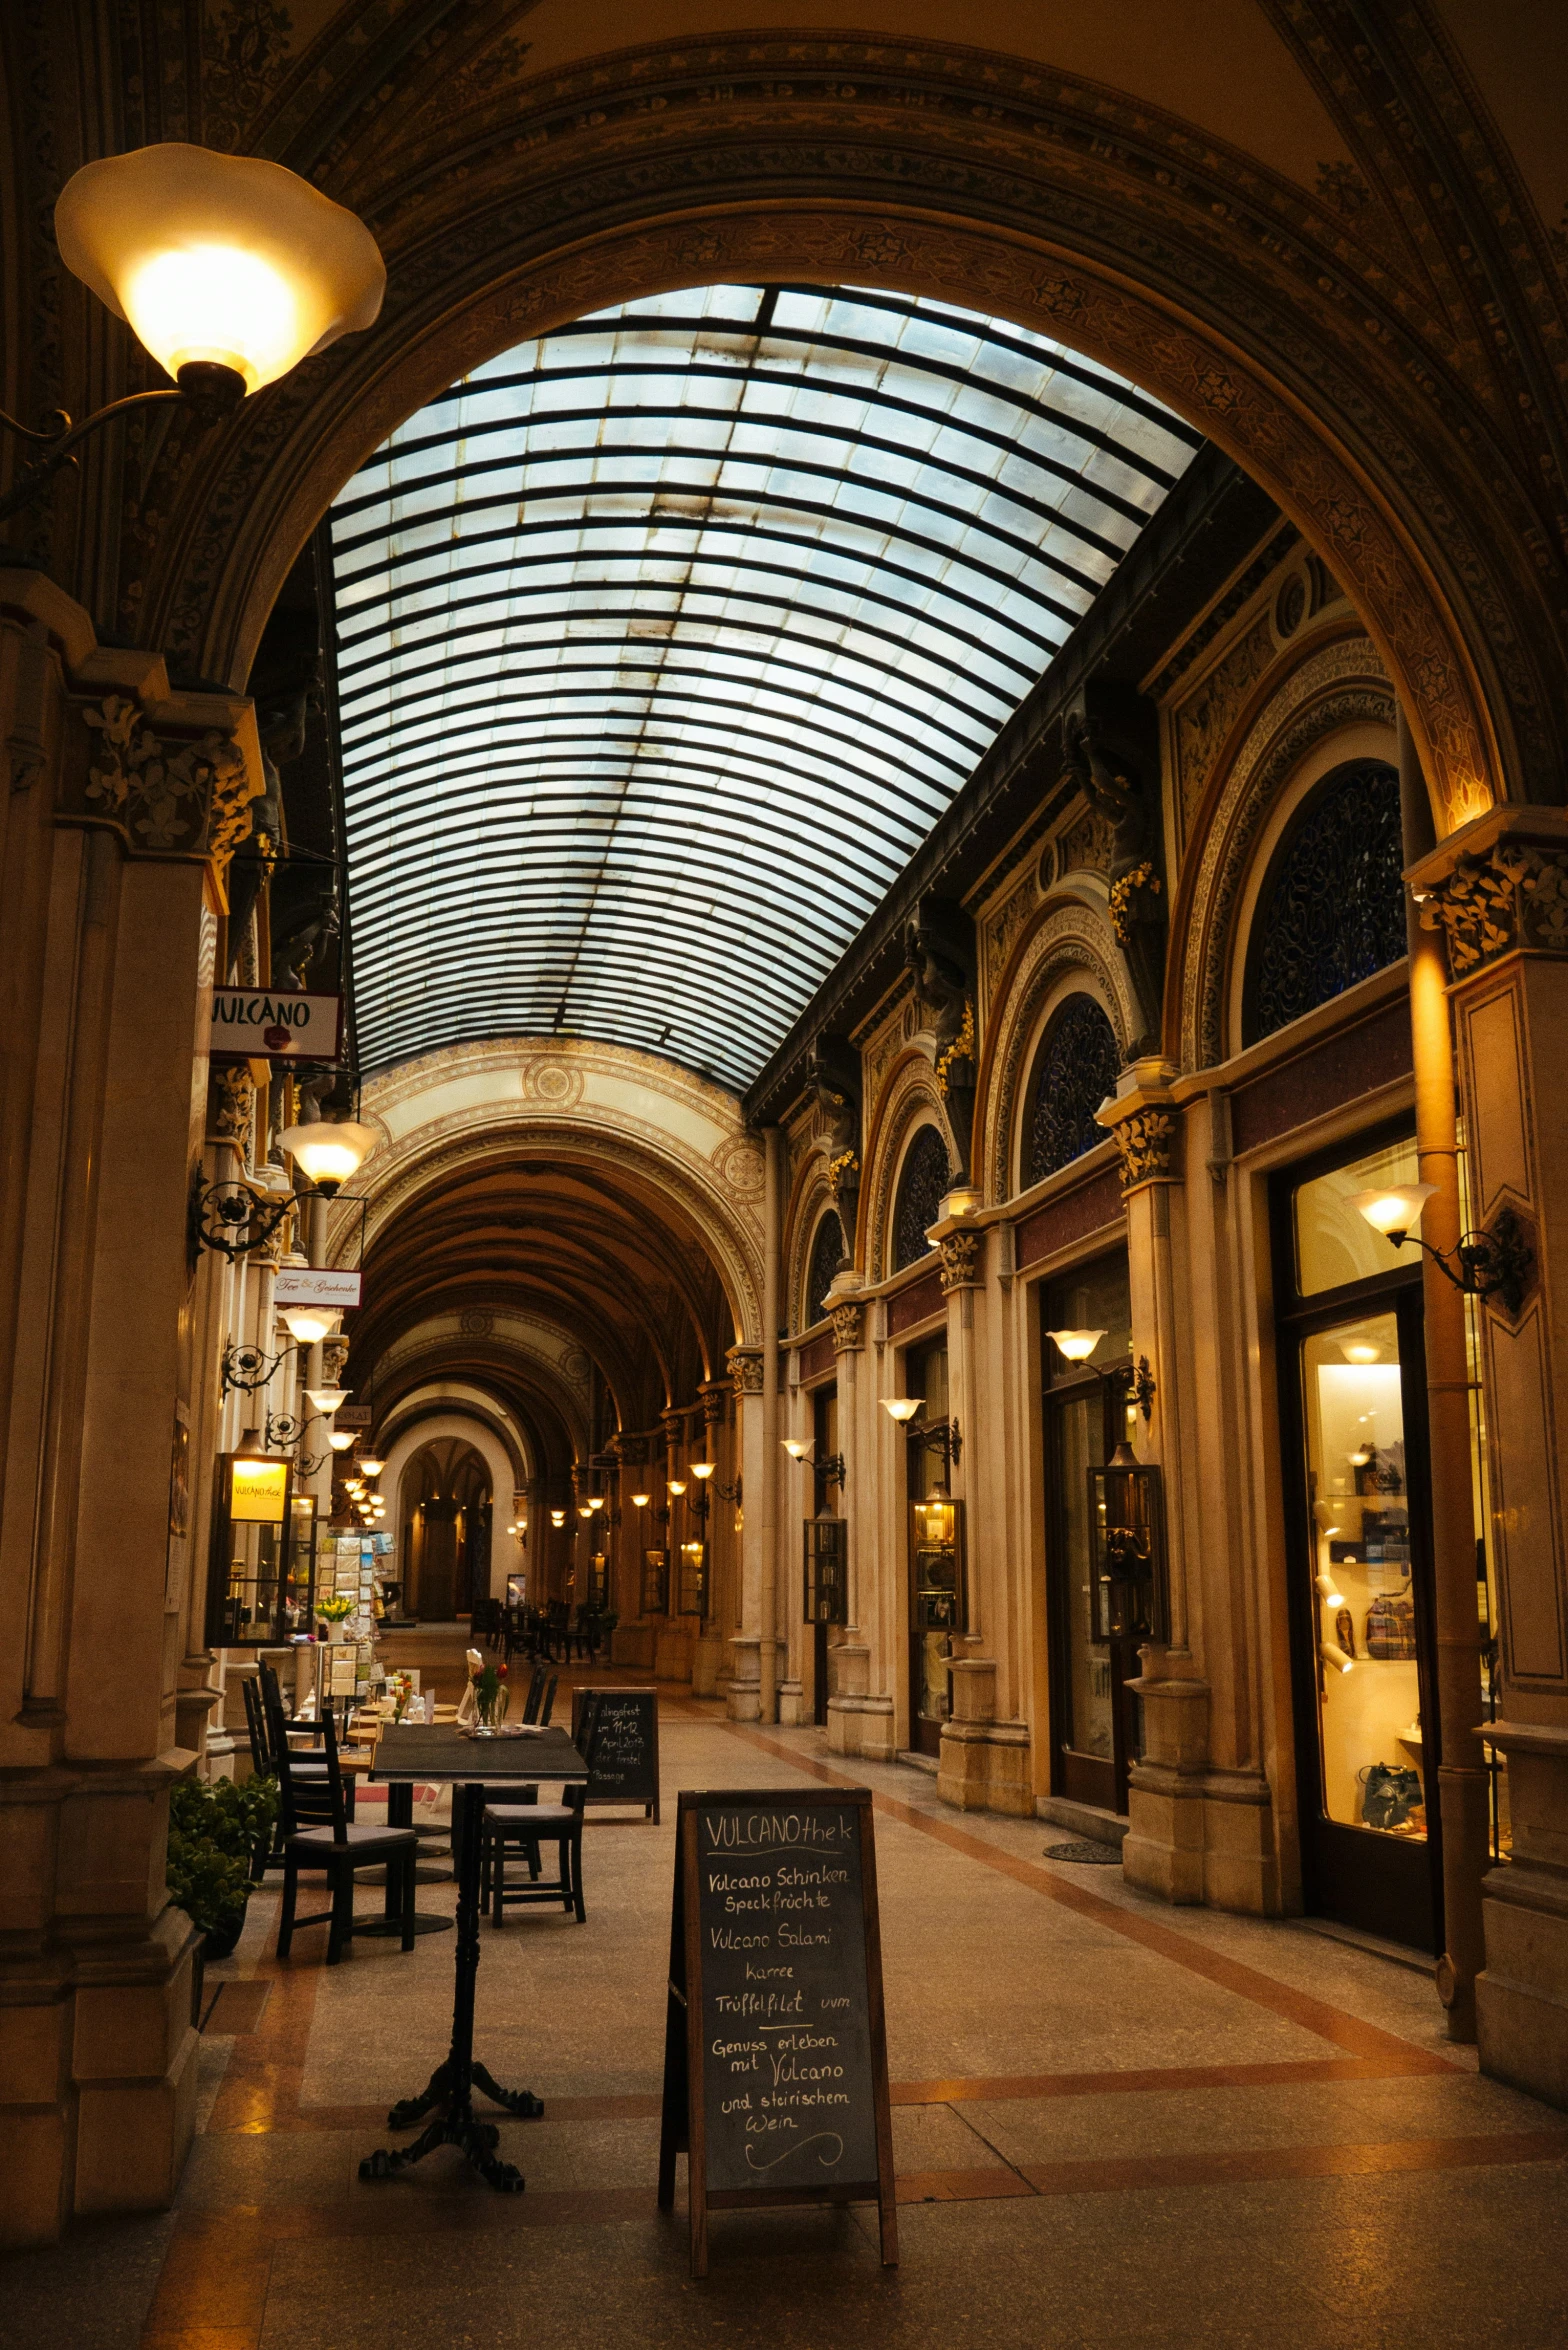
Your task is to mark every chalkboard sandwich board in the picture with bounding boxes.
[570,1686,660,1821]
[657,1786,897,2277]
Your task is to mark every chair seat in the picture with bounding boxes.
[287,1823,420,1856]
[486,1803,577,1829]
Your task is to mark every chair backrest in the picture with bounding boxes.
[239,1673,270,1777]
[539,1672,558,1727]
[522,1665,546,1724]
[262,1679,349,1839]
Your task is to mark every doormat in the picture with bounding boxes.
[1042,1839,1122,1865]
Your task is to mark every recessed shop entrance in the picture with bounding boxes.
[1274,1128,1444,1955]
[1041,1252,1141,1819]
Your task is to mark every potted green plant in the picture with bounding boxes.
[168,1773,279,1962]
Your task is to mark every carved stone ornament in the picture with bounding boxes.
[938,1228,984,1292]
[1111,1109,1176,1193]
[727,1344,765,1397]
[208,1064,254,1155]
[701,1381,728,1429]
[830,1300,865,1354]
[1418,843,1568,977]
[67,695,258,883]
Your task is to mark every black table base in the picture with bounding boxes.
[353,1778,454,1939]
[360,1778,545,2191]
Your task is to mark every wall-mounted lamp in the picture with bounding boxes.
[550,1508,566,1528]
[279,1304,342,1347]
[358,1453,385,1478]
[328,1430,356,1454]
[304,1386,350,1414]
[630,1492,651,1510]
[191,1117,379,1263]
[1347,1183,1534,1316]
[2,144,383,527]
[667,1477,687,1498]
[586,1495,604,1513]
[881,1396,962,1471]
[1046,1328,1158,1422]
[221,1340,293,1396]
[782,1438,846,1487]
[1319,1640,1355,1677]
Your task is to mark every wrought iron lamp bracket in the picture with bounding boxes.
[0,368,243,528]
[192,1175,297,1263]
[221,1340,294,1396]
[902,1416,961,1471]
[1402,1208,1535,1320]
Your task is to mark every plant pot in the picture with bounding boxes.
[204,1914,244,1962]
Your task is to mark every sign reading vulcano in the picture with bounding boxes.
[658,1786,896,2277]
[211,988,342,1062]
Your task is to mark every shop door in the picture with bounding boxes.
[906,1339,951,1758]
[1042,1254,1138,1816]
[812,1385,839,1729]
[1276,1135,1443,1953]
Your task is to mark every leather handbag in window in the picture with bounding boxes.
[1364,1594,1417,1660]
[1359,1761,1422,1830]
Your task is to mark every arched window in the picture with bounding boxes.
[805,1210,846,1327]
[1245,760,1405,1045]
[1024,994,1122,1187]
[892,1125,952,1271]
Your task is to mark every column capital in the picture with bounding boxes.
[1097,1064,1181,1196]
[1408,804,1568,982]
[726,1343,765,1396]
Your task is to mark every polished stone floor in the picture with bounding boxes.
[11,1640,1568,2348]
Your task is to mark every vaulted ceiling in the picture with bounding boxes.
[349,1148,734,1474]
[330,281,1197,1089]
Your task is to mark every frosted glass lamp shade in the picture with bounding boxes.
[881,1398,921,1424]
[304,1386,349,1414]
[280,1305,340,1344]
[690,1462,715,1481]
[54,144,384,395]
[358,1454,385,1477]
[1047,1328,1106,1363]
[630,1493,650,1509]
[1346,1182,1436,1243]
[328,1431,355,1452]
[782,1439,808,1460]
[276,1119,378,1195]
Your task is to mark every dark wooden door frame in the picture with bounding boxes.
[1044,1368,1136,1815]
[1270,1141,1445,1954]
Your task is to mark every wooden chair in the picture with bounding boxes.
[265,1690,418,1964]
[479,1782,588,1926]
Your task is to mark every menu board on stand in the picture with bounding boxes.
[657,1785,897,2277]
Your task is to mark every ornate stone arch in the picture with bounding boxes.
[978,893,1134,1203]
[863,1053,953,1283]
[785,1163,839,1337]
[1172,636,1398,1068]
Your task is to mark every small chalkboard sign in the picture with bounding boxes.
[657,1786,896,2277]
[570,1686,660,1821]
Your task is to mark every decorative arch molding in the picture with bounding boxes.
[374,1316,594,1456]
[376,1385,531,1493]
[379,1409,515,1606]
[95,34,1565,831]
[785,1167,839,1337]
[978,894,1134,1204]
[333,1038,765,1346]
[1173,638,1398,1069]
[372,1341,589,1471]
[863,1055,953,1284]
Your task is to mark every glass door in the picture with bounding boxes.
[1276,1131,1442,1952]
[1042,1253,1137,1814]
[905,1340,951,1757]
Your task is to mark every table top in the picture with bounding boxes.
[370,1723,588,1784]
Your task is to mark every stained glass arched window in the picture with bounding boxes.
[893,1126,952,1271]
[1025,993,1122,1187]
[805,1210,846,1328]
[1245,760,1405,1045]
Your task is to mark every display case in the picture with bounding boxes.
[803,1512,849,1625]
[641,1544,670,1615]
[204,1449,312,1646]
[677,1538,709,1619]
[910,1493,965,1636]
[1087,1445,1169,1643]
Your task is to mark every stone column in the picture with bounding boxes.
[693,1379,730,1696]
[0,568,265,2244]
[822,1282,875,1751]
[1100,1065,1220,1902]
[1411,805,1568,2107]
[725,1344,766,1719]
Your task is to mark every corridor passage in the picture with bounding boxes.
[15,1663,1568,2350]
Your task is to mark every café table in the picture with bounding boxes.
[359,1722,589,2192]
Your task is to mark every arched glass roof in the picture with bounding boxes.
[330,283,1199,1086]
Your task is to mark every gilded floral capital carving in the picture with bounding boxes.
[1109,1108,1177,1193]
[727,1344,765,1397]
[938,1228,984,1291]
[830,1300,865,1353]
[1418,843,1568,976]
[67,694,260,891]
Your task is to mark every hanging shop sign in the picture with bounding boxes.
[211,987,343,1062]
[658,1786,897,2278]
[274,1267,362,1310]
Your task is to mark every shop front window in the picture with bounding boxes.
[1300,1309,1425,1840]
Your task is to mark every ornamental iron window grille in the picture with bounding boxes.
[1245,760,1405,1046]
[1026,993,1122,1187]
[893,1125,952,1271]
[805,1210,846,1328]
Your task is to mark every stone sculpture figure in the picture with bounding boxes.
[808,1033,862,1263]
[1061,691,1165,1056]
[906,902,977,1184]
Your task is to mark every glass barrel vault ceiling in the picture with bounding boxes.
[330,283,1200,1089]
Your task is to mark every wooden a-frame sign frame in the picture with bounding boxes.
[657,1785,898,2277]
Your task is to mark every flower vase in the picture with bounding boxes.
[474,1687,509,1737]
